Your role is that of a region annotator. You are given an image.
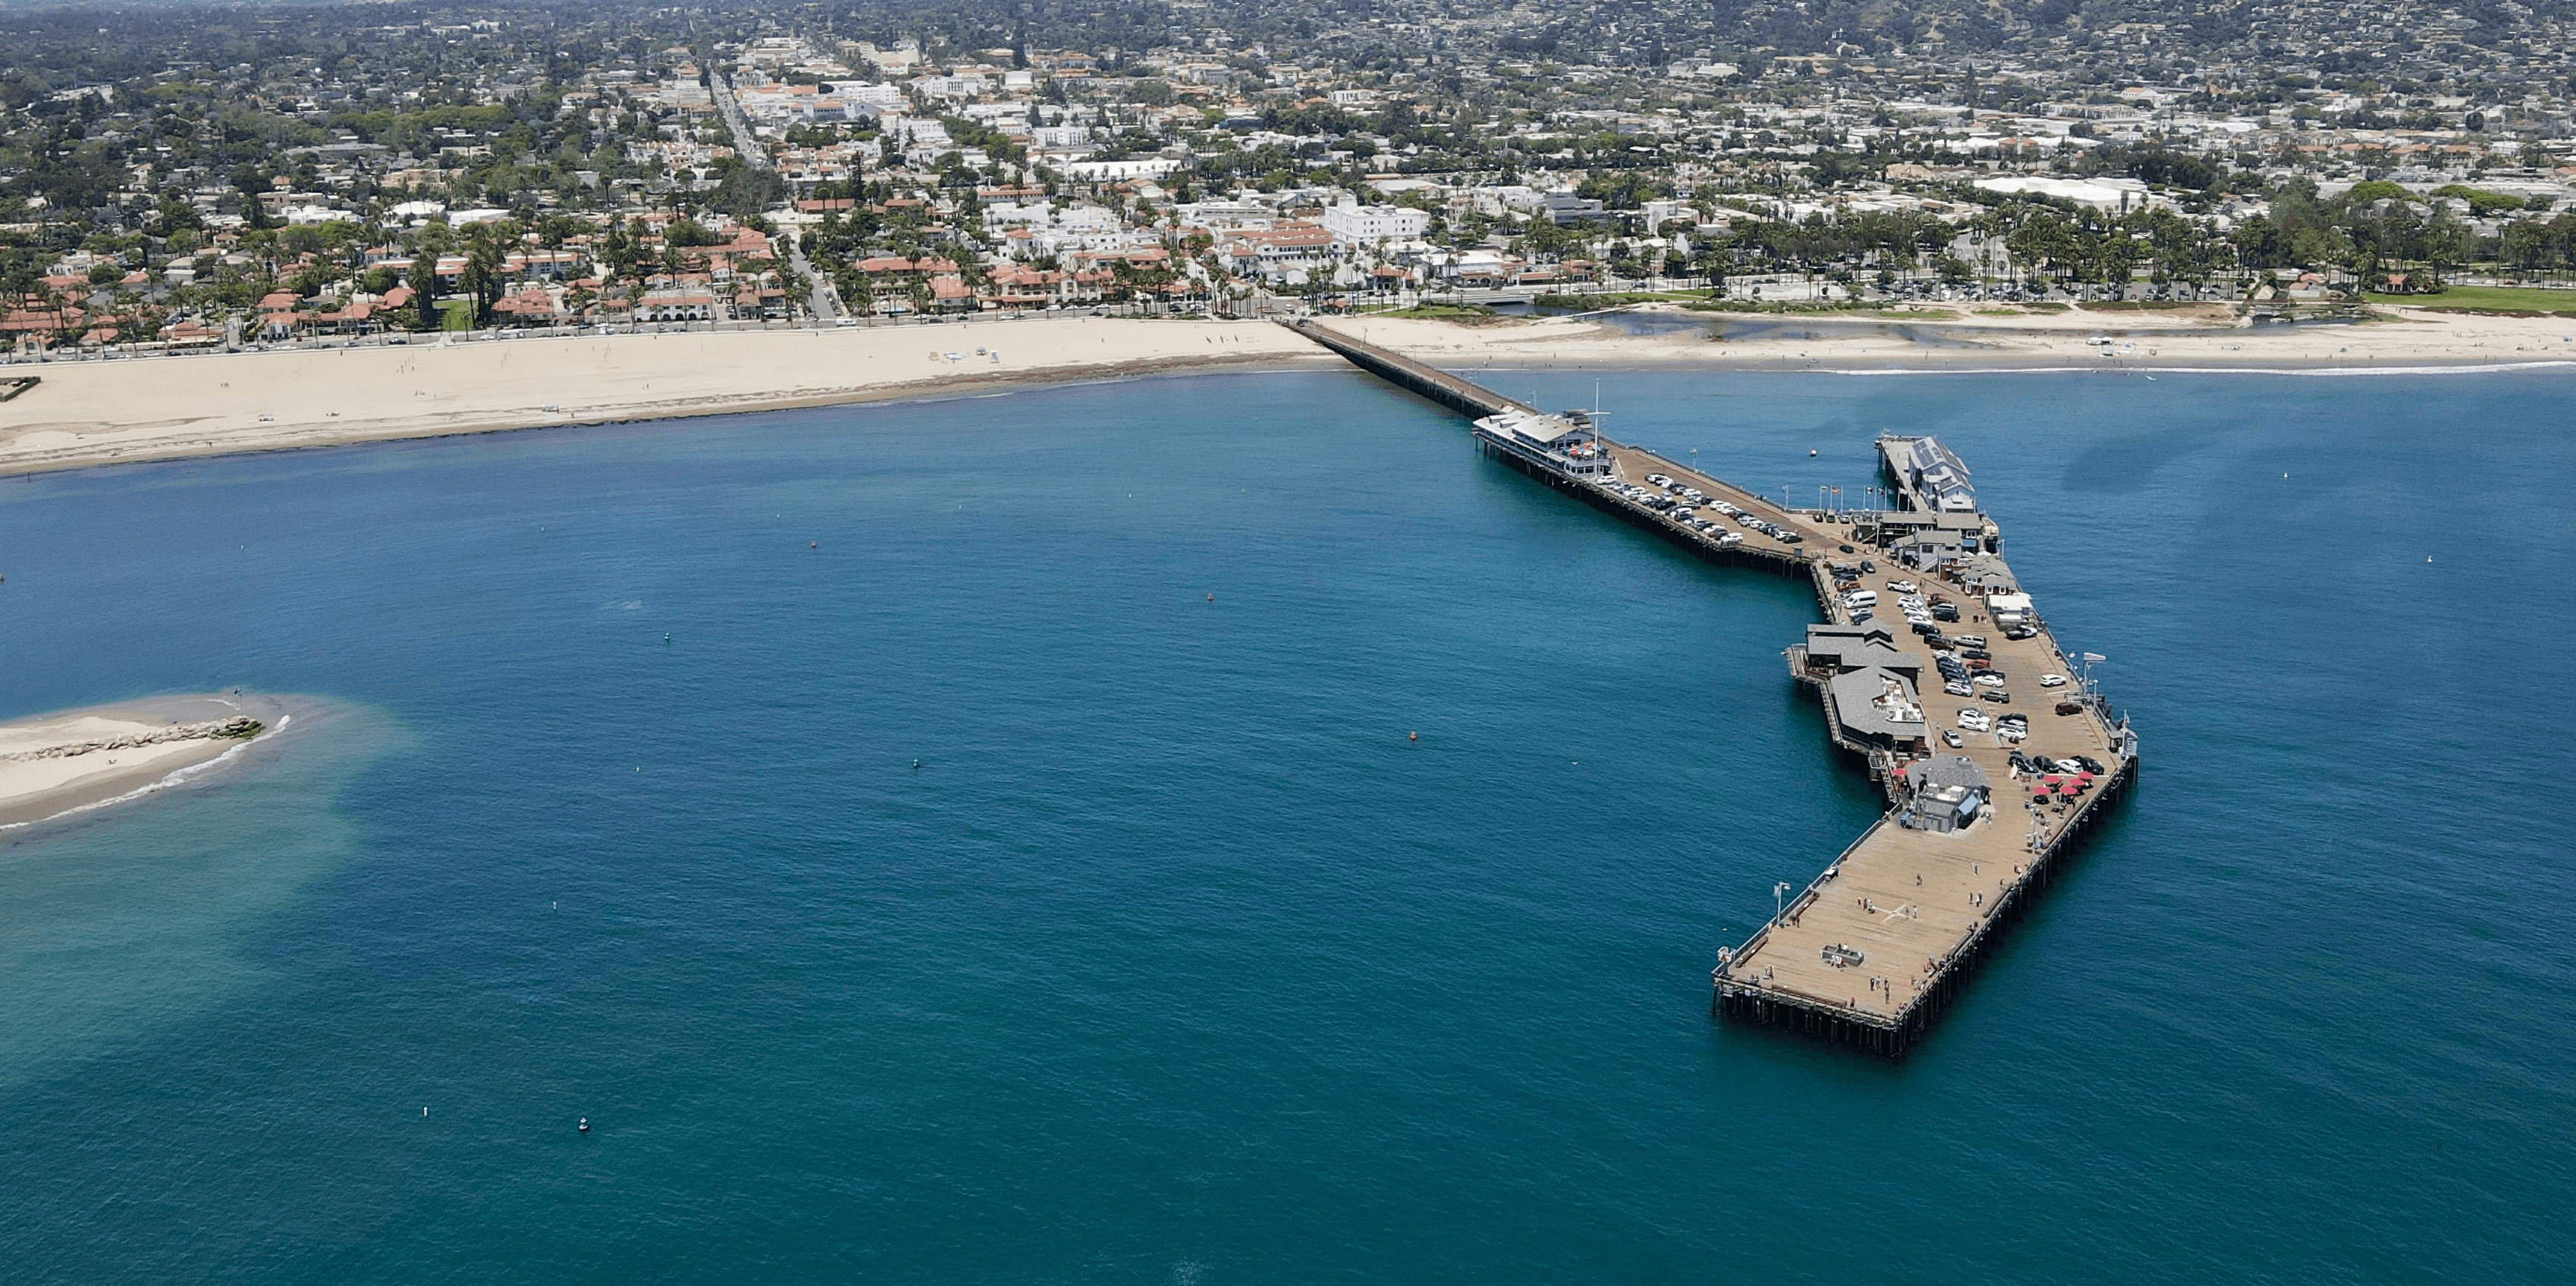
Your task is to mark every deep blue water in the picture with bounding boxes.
[2,367,2571,1282]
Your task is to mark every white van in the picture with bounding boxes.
[1842,589,1879,609]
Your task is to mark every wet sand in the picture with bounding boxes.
[0,693,292,830]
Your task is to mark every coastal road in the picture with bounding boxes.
[712,70,840,324]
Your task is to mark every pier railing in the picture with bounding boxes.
[1715,815,1899,1026]
[1284,320,1535,420]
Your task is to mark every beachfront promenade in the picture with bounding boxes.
[1295,320,2140,1057]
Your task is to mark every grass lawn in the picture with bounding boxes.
[2364,285,2576,317]
[438,299,475,331]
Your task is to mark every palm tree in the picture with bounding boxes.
[407,252,437,329]
[461,230,505,323]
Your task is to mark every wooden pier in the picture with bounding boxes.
[1291,320,1535,419]
[1294,318,2139,1057]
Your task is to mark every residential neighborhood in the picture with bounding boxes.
[7,0,2576,354]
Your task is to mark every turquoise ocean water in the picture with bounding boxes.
[1,367,2570,1282]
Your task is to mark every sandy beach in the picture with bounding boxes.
[0,317,1329,478]
[0,693,285,830]
[1316,302,2576,375]
[6,305,2573,479]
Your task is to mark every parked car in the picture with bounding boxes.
[2039,674,2068,688]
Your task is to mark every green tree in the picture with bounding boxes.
[460,229,504,323]
[407,252,437,329]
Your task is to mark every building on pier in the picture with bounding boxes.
[1469,408,1613,480]
[1885,510,2001,568]
[1881,434,1979,513]
[1901,754,1993,834]
[1801,619,1919,674]
[1828,668,1930,752]
[1805,624,1928,741]
[1799,620,1931,753]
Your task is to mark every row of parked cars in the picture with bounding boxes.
[2013,750,2107,777]
[1949,707,2031,744]
[1886,582,1962,630]
[1601,474,1800,547]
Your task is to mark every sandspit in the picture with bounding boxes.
[0,693,288,830]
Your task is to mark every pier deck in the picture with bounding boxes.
[1297,318,2139,1057]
